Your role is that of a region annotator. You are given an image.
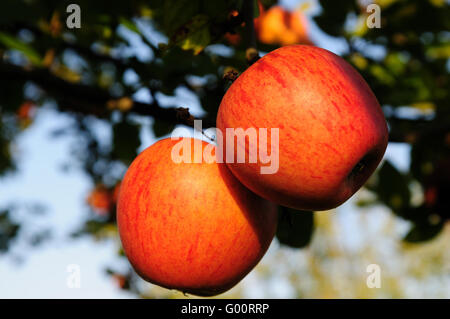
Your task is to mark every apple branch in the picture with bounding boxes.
[0,60,216,129]
[386,115,449,144]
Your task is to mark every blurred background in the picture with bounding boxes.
[0,0,449,298]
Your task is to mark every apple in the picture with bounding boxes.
[86,184,113,215]
[288,9,311,45]
[255,5,311,46]
[116,137,277,296]
[216,45,388,211]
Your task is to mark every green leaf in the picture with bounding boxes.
[112,121,141,164]
[77,220,105,236]
[0,120,16,176]
[253,0,260,18]
[163,0,201,34]
[368,160,411,215]
[152,120,175,138]
[403,221,443,243]
[0,32,41,65]
[119,17,141,35]
[170,14,211,55]
[0,210,20,253]
[276,206,314,249]
[314,0,357,37]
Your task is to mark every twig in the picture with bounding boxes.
[243,0,260,65]
[243,0,257,50]
[0,60,216,129]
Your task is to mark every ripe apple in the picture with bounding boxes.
[255,5,311,46]
[117,137,277,296]
[216,45,388,211]
[289,9,311,45]
[87,184,113,215]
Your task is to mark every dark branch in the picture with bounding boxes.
[0,60,216,128]
[243,0,257,50]
[386,114,449,143]
[243,0,260,65]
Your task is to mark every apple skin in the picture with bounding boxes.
[117,138,278,296]
[217,45,388,211]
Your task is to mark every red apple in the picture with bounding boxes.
[87,184,113,215]
[216,45,388,211]
[117,137,277,296]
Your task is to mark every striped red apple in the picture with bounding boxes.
[117,138,277,296]
[217,45,388,211]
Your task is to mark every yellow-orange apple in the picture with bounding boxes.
[117,137,277,296]
[255,5,311,45]
[216,45,388,211]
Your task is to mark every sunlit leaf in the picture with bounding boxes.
[119,17,141,35]
[0,32,41,65]
[170,15,211,55]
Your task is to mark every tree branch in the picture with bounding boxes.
[243,0,259,65]
[5,55,444,145]
[0,60,216,128]
[243,0,257,49]
[386,114,449,143]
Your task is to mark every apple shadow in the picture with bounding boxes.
[217,163,278,250]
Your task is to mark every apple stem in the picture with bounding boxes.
[223,68,240,82]
[175,107,215,142]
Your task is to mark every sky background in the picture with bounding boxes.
[0,0,415,298]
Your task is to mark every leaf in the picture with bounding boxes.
[314,0,357,36]
[276,206,314,249]
[162,0,201,34]
[0,123,15,176]
[180,28,210,55]
[0,210,20,253]
[170,15,211,55]
[112,121,141,164]
[107,97,134,112]
[369,65,395,86]
[368,160,411,215]
[119,17,141,35]
[80,220,105,235]
[51,64,81,83]
[152,120,175,138]
[253,0,260,18]
[0,32,41,65]
[29,229,51,247]
[403,221,444,243]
